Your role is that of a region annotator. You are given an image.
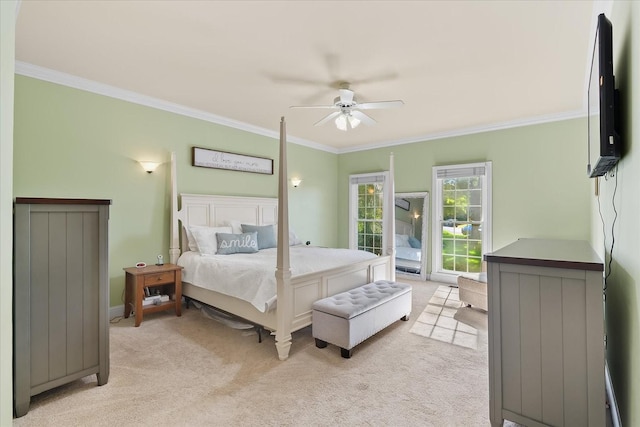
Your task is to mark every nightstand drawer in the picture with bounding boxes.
[144,271,175,285]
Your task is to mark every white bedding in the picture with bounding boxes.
[395,246,422,273]
[178,246,378,313]
[395,246,421,262]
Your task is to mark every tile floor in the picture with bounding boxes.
[409,285,480,349]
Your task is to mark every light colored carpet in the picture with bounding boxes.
[13,280,491,426]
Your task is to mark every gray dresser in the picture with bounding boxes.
[13,198,111,417]
[485,238,605,427]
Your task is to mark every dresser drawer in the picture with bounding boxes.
[144,271,175,285]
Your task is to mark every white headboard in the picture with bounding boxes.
[177,193,278,253]
[395,219,412,237]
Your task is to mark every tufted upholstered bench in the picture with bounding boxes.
[312,280,412,358]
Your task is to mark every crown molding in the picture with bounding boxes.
[16,61,584,156]
[14,61,337,154]
[338,109,586,154]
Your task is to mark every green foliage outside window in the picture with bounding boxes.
[357,183,384,255]
[441,177,483,273]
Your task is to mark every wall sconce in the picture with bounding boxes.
[290,178,302,188]
[413,212,421,219]
[139,161,160,174]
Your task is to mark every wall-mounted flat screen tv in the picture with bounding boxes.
[587,13,621,178]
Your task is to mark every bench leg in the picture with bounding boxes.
[341,348,352,359]
[315,338,327,348]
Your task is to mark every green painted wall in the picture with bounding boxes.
[595,2,640,425]
[338,118,592,275]
[13,76,338,308]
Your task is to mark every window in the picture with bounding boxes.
[431,162,492,283]
[349,172,389,255]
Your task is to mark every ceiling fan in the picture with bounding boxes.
[290,83,404,131]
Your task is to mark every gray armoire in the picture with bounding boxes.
[13,198,111,417]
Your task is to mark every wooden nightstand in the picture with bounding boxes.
[123,263,184,327]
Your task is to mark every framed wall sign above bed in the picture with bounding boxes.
[192,146,273,175]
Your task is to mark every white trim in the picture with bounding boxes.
[484,162,493,254]
[338,110,585,154]
[605,360,621,427]
[429,272,459,285]
[109,304,125,321]
[14,61,337,154]
[16,61,589,155]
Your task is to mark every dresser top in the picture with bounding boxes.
[15,197,112,205]
[484,238,603,271]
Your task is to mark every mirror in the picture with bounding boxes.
[394,192,429,280]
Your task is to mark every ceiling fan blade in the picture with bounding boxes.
[339,88,355,104]
[356,100,404,110]
[351,110,377,126]
[290,104,338,109]
[314,111,342,126]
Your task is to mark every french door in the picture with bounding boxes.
[431,162,492,283]
[349,172,390,255]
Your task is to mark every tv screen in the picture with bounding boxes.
[587,13,620,178]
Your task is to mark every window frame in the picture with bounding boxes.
[431,162,492,283]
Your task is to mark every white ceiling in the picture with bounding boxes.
[15,1,602,153]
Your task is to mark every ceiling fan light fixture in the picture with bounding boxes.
[335,114,348,131]
[291,84,402,130]
[335,112,360,131]
[347,115,360,129]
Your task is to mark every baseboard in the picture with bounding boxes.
[428,272,458,285]
[109,304,125,321]
[605,361,622,427]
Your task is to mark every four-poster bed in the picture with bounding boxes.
[169,118,396,360]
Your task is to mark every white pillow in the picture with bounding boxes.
[189,225,233,255]
[289,229,303,246]
[184,226,198,252]
[395,234,411,248]
[226,220,244,234]
[273,224,303,246]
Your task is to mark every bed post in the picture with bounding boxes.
[387,152,396,281]
[275,117,293,360]
[169,152,181,265]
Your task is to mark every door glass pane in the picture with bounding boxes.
[356,182,384,255]
[439,174,484,274]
